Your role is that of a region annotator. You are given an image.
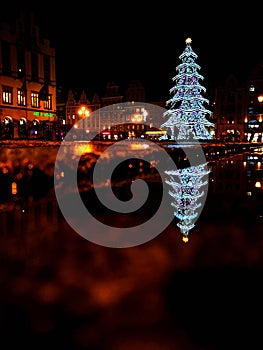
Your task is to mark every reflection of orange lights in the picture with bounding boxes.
[130,143,149,150]
[16,173,23,180]
[150,160,156,168]
[73,143,94,156]
[11,182,17,195]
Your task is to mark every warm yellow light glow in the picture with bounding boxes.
[78,106,90,117]
[73,143,93,156]
[258,95,263,103]
[186,37,192,44]
[255,181,261,188]
[244,117,248,123]
[130,142,149,150]
[145,130,166,135]
[182,236,189,243]
[131,114,143,123]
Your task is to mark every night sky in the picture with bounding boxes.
[2,3,263,101]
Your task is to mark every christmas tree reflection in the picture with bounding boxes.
[165,163,210,242]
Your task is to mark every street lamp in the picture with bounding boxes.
[258,94,263,117]
[258,94,263,104]
[78,106,90,140]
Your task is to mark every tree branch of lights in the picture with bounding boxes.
[165,163,210,242]
[161,37,214,141]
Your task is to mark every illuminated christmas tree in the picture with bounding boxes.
[165,163,210,242]
[161,37,214,141]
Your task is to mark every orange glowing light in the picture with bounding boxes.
[182,236,189,243]
[11,182,17,195]
[78,106,90,117]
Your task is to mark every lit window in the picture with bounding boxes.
[44,95,52,110]
[18,89,26,106]
[2,86,12,104]
[31,92,39,108]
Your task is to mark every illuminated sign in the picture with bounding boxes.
[33,112,53,117]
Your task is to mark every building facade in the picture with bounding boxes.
[212,62,263,143]
[0,10,56,140]
[62,81,155,140]
[244,62,263,143]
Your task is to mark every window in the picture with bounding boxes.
[31,92,39,108]
[44,95,52,110]
[17,89,26,106]
[2,86,13,104]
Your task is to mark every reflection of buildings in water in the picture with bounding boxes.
[208,155,247,196]
[0,194,61,236]
[1,143,263,238]
[244,148,263,195]
[208,149,263,197]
